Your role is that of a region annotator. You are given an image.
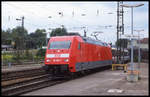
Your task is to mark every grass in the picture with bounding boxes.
[1,49,45,65]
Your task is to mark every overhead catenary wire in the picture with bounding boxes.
[4,2,116,30]
[2,2,125,44]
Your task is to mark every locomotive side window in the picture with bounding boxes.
[49,41,71,49]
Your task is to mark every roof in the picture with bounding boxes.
[50,35,83,42]
[2,45,13,48]
[140,38,148,44]
[81,36,109,47]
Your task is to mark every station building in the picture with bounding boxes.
[127,38,149,62]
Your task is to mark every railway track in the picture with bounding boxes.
[2,74,67,96]
[2,65,111,96]
[1,67,69,96]
[2,68,45,81]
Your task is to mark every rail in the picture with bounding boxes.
[2,65,111,96]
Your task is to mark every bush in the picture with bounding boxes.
[36,48,46,58]
[24,49,33,60]
[2,54,15,65]
[12,50,22,63]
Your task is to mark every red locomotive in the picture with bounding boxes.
[44,35,112,75]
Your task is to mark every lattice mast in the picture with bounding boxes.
[116,1,124,63]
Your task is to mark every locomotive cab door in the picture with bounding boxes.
[76,42,84,62]
[77,42,82,60]
[80,42,85,61]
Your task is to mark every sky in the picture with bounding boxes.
[1,1,149,45]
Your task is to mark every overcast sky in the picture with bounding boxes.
[2,1,149,44]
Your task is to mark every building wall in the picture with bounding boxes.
[127,38,149,62]
[127,39,148,49]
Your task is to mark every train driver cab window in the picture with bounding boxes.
[78,42,81,50]
[49,41,71,49]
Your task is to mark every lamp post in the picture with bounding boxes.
[120,3,144,69]
[120,3,144,81]
[134,29,144,72]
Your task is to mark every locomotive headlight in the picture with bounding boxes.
[46,59,50,62]
[64,59,69,62]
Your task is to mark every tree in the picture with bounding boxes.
[34,29,46,48]
[50,27,68,37]
[11,26,28,50]
[67,32,81,36]
[25,35,35,49]
[2,28,12,45]
[28,29,46,49]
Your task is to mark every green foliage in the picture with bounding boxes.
[2,49,45,65]
[50,27,68,37]
[36,48,46,58]
[11,26,28,50]
[2,53,15,64]
[12,26,28,36]
[2,27,47,49]
[28,29,46,49]
[12,50,22,63]
[67,32,81,36]
[2,26,80,50]
[2,29,12,45]
[25,49,33,60]
[2,54,13,61]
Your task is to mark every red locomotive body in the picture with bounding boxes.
[44,35,112,74]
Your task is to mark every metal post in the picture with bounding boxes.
[22,16,25,59]
[119,32,122,63]
[120,3,144,82]
[22,16,24,29]
[46,32,47,45]
[84,29,86,37]
[122,3,125,64]
[22,16,24,50]
[131,7,134,71]
[138,31,140,71]
[116,2,119,63]
[134,29,143,76]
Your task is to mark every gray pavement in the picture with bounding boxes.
[23,62,148,96]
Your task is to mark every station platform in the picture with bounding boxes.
[2,64,43,73]
[23,62,148,95]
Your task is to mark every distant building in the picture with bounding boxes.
[2,45,13,51]
[127,38,148,50]
[127,38,149,62]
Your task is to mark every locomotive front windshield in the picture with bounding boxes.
[49,41,71,49]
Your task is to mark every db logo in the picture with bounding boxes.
[55,54,60,57]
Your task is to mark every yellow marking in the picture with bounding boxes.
[112,64,127,71]
[127,70,140,75]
